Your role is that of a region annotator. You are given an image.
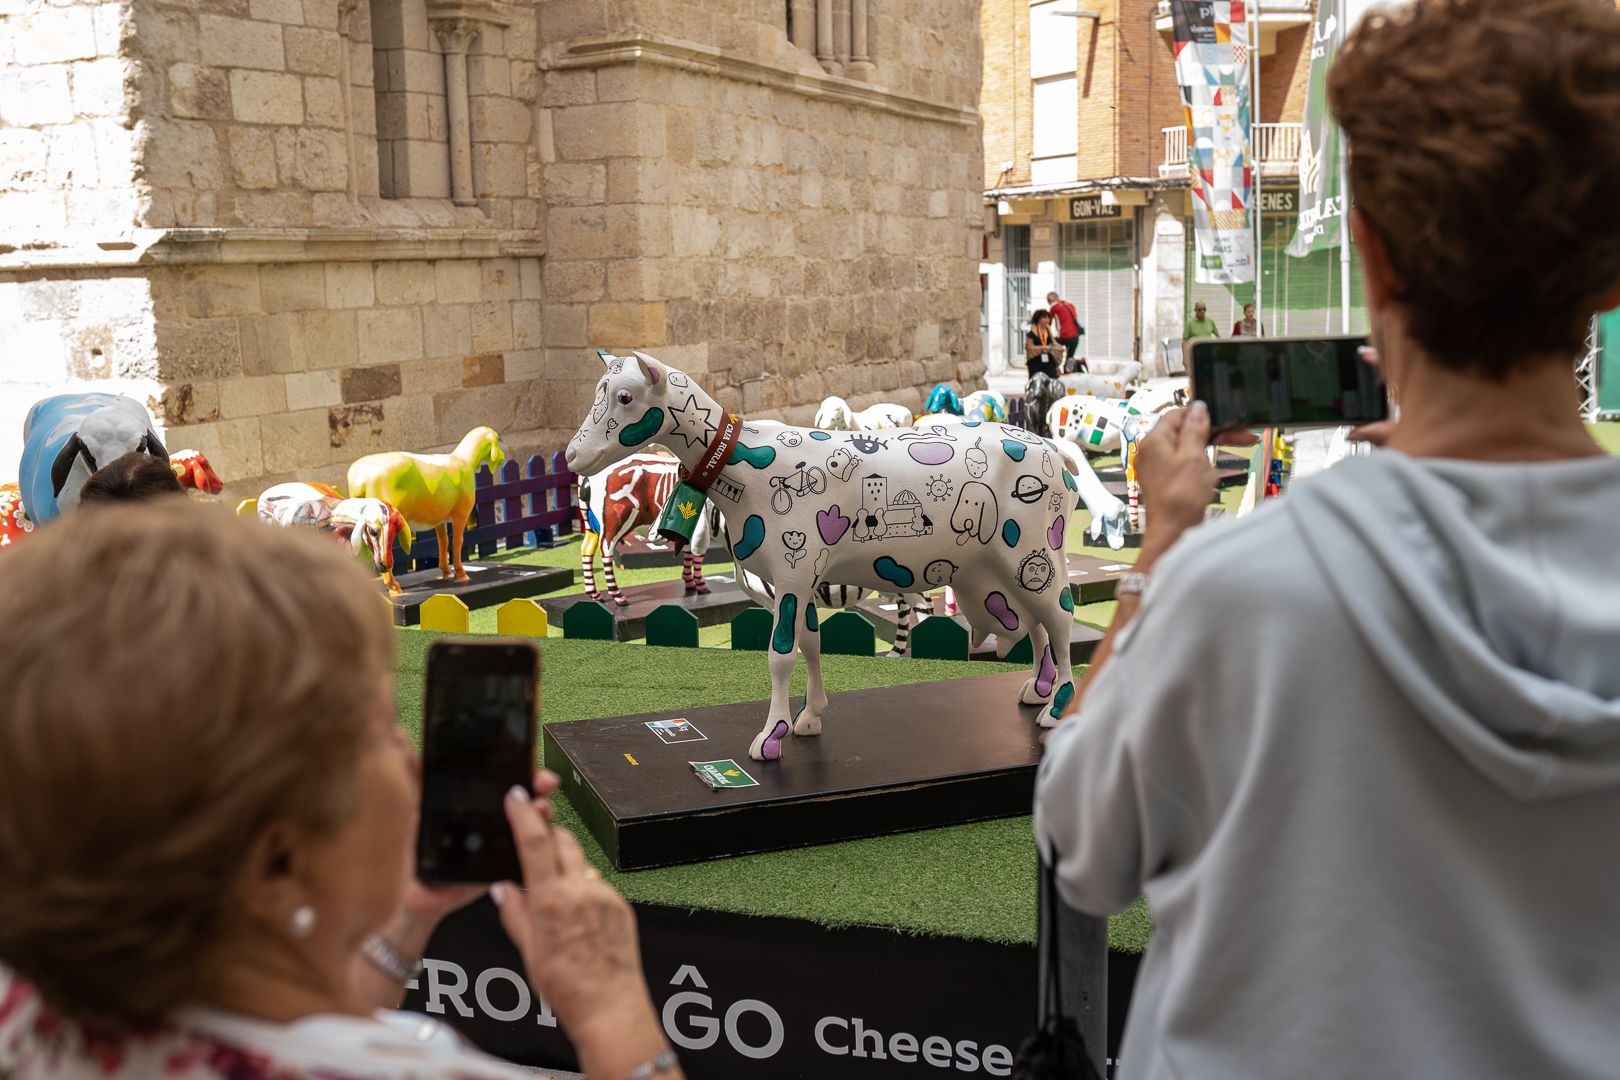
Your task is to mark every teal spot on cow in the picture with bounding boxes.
[806,603,819,631]
[619,407,665,446]
[729,442,777,469]
[1061,468,1077,492]
[1049,680,1075,722]
[809,430,832,442]
[1059,588,1075,612]
[1001,519,1021,547]
[733,514,766,560]
[1001,439,1027,462]
[963,420,982,428]
[773,594,798,654]
[873,556,915,589]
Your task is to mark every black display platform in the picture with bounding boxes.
[1068,553,1134,604]
[545,671,1045,869]
[539,574,752,641]
[855,596,1103,664]
[387,562,573,627]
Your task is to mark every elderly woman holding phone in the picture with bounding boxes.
[0,503,682,1080]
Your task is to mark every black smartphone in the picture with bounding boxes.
[417,639,539,884]
[1190,335,1389,430]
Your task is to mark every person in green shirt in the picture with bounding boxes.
[1184,301,1221,340]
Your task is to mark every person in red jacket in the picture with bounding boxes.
[1046,291,1085,372]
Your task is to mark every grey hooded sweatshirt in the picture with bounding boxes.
[1035,450,1620,1079]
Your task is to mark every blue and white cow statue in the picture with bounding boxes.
[19,393,169,524]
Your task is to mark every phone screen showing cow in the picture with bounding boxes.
[1191,335,1388,431]
[417,641,538,884]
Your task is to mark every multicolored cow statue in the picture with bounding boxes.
[568,351,1079,762]
[19,393,168,523]
[0,484,33,550]
[243,482,414,593]
[1059,360,1142,399]
[577,451,718,606]
[962,390,1010,424]
[814,396,913,431]
[347,426,505,584]
[169,449,224,495]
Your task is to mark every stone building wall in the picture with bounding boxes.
[2,0,983,493]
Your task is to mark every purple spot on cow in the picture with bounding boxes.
[816,505,851,546]
[1035,645,1056,697]
[1048,515,1065,549]
[985,591,1019,632]
[907,441,955,466]
[761,719,789,760]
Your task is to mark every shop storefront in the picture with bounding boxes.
[1058,197,1137,366]
[1183,188,1370,337]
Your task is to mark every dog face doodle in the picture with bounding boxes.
[1018,549,1056,592]
[965,439,989,479]
[851,474,932,542]
[777,430,803,448]
[923,558,958,588]
[847,434,888,455]
[950,482,998,546]
[826,447,861,483]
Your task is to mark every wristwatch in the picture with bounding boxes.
[1116,571,1151,598]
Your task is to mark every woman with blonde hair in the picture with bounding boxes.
[0,501,682,1080]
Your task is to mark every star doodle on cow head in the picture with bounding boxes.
[848,434,887,455]
[668,393,718,450]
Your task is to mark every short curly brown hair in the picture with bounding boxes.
[1329,0,1620,377]
[0,502,395,1026]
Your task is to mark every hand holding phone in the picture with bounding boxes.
[1190,335,1388,432]
[417,640,540,884]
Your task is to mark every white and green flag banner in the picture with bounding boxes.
[1288,0,1376,257]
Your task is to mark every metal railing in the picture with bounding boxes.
[1160,122,1304,177]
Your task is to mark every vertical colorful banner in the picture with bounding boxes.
[1288,0,1376,257]
[1171,0,1255,285]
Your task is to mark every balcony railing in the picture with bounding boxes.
[1159,122,1303,178]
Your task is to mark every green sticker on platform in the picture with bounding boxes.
[689,759,759,790]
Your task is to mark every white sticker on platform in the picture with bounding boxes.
[647,717,708,744]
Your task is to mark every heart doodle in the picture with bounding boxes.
[816,505,851,546]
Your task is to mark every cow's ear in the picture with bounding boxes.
[50,435,92,498]
[632,351,663,386]
[140,428,170,462]
[597,349,616,366]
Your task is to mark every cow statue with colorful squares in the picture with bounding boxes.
[567,351,1079,762]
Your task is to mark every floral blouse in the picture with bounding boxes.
[0,970,549,1080]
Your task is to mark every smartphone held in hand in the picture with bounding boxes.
[418,639,539,884]
[1190,335,1388,432]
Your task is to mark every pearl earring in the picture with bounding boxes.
[288,905,317,939]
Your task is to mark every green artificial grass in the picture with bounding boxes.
[1588,422,1620,456]
[394,630,1153,951]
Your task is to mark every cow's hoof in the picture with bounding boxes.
[750,720,790,761]
[792,712,822,736]
[611,595,630,608]
[1019,676,1053,706]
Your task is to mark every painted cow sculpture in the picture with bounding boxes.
[567,352,1079,762]
[814,395,913,431]
[20,393,168,523]
[348,426,504,584]
[578,452,717,605]
[245,481,414,593]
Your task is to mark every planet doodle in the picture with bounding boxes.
[1011,475,1049,503]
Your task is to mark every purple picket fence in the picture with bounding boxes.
[394,451,577,572]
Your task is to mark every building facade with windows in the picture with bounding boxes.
[0,0,983,492]
[980,0,1363,378]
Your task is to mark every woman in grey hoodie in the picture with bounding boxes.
[1034,1,1620,1077]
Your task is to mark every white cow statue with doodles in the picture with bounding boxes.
[567,351,1081,762]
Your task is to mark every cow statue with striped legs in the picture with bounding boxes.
[577,451,717,606]
[566,351,1079,762]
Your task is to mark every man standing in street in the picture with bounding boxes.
[1046,291,1085,372]
[1184,300,1220,341]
